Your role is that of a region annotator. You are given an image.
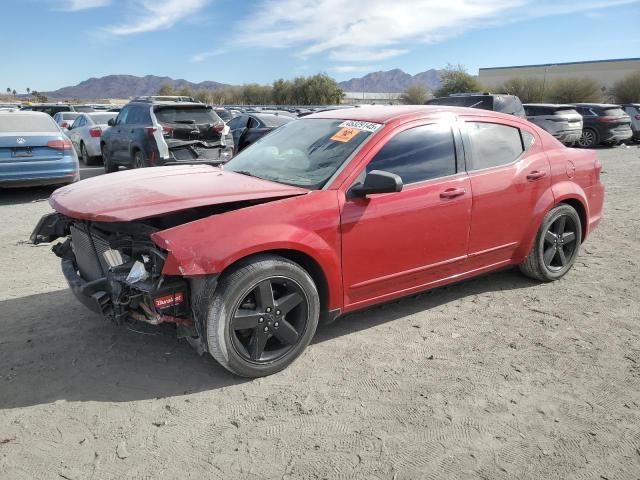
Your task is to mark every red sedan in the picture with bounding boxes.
[32,106,604,377]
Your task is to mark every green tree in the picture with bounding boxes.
[26,87,30,95]
[157,84,176,96]
[400,85,429,105]
[272,79,293,105]
[546,77,601,103]
[12,89,16,96]
[6,88,10,95]
[612,71,640,104]
[499,77,546,103]
[434,64,483,97]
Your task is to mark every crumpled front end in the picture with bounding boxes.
[31,213,200,335]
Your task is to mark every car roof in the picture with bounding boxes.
[572,103,622,108]
[523,103,576,108]
[306,105,516,124]
[0,110,51,117]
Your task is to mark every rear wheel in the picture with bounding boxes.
[519,204,582,282]
[102,144,117,173]
[203,254,320,377]
[80,142,98,166]
[132,150,146,169]
[577,128,598,148]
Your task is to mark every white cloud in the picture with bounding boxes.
[57,0,111,11]
[190,48,226,62]
[329,48,408,62]
[240,0,640,61]
[104,0,210,36]
[330,65,377,73]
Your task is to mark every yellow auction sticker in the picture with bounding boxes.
[330,127,361,143]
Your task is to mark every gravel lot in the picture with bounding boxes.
[1,148,639,480]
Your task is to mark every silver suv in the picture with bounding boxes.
[622,104,640,141]
[523,104,583,145]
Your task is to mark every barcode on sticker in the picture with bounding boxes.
[338,121,382,133]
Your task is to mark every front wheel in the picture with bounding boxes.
[203,255,320,377]
[519,204,582,282]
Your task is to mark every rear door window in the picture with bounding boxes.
[365,123,457,185]
[466,122,524,170]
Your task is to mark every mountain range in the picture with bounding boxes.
[337,68,442,93]
[42,69,442,100]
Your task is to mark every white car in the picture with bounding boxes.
[66,112,118,165]
[622,104,640,142]
[52,111,81,130]
[523,104,583,145]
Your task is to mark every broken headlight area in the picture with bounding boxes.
[51,220,194,331]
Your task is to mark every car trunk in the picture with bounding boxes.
[0,134,69,162]
[598,108,632,128]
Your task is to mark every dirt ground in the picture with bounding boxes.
[1,148,639,480]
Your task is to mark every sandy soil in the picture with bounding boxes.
[1,148,639,480]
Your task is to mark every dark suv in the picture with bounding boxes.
[100,98,234,172]
[426,93,526,117]
[572,103,632,148]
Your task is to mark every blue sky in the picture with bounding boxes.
[2,0,640,92]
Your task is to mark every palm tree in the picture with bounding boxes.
[12,89,16,96]
[5,88,10,95]
[26,87,30,95]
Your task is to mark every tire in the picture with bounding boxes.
[80,142,98,166]
[202,254,320,377]
[577,128,598,148]
[519,204,582,282]
[132,150,146,169]
[102,144,117,173]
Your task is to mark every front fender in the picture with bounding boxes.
[151,192,343,310]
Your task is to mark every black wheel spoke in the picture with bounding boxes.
[562,231,576,244]
[543,245,557,265]
[273,319,299,345]
[544,230,557,245]
[249,331,269,361]
[554,216,566,235]
[557,247,567,266]
[275,292,303,316]
[232,309,263,330]
[256,280,275,310]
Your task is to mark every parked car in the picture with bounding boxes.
[572,103,632,147]
[523,104,583,145]
[66,112,118,165]
[32,106,604,377]
[427,93,526,117]
[100,98,234,173]
[213,107,235,123]
[22,104,95,116]
[52,112,81,130]
[227,113,294,152]
[0,111,79,188]
[622,103,640,141]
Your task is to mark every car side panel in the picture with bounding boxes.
[152,191,344,311]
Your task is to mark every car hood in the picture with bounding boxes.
[50,165,309,222]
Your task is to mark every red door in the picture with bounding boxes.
[339,122,472,311]
[462,119,552,269]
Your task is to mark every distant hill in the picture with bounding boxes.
[44,75,230,100]
[338,68,442,93]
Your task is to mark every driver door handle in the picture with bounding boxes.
[527,170,547,181]
[440,187,466,199]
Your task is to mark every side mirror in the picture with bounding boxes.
[107,118,115,127]
[350,170,403,197]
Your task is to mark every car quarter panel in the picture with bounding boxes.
[151,191,344,311]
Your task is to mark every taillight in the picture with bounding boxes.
[162,126,173,137]
[47,139,73,150]
[212,122,225,134]
[145,127,157,137]
[89,127,102,138]
[61,122,69,128]
[597,116,618,123]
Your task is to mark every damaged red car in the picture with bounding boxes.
[32,106,604,377]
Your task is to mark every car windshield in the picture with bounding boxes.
[224,118,379,189]
[154,106,221,124]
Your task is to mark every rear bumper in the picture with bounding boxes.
[585,182,605,240]
[602,128,633,143]
[0,156,79,187]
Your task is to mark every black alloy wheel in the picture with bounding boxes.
[133,150,145,168]
[229,277,308,363]
[577,129,597,148]
[102,144,117,173]
[542,215,579,271]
